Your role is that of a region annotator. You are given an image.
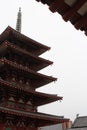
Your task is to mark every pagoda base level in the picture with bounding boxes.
[0,124,37,130]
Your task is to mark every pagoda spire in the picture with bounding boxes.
[16,7,22,33]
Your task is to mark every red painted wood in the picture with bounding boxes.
[0,124,4,130]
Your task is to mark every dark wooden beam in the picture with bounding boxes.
[63,0,87,21]
[57,2,70,16]
[49,0,64,12]
[70,13,81,25]
[85,29,87,35]
[74,13,87,30]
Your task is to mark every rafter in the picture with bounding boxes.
[74,13,87,29]
[36,0,87,35]
[49,0,64,12]
[63,0,87,21]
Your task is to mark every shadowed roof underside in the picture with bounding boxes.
[36,0,87,35]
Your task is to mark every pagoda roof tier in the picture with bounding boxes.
[0,26,50,56]
[0,41,53,71]
[36,0,87,35]
[0,78,62,106]
[0,58,57,88]
[0,106,69,127]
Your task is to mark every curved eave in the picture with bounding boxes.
[0,26,50,56]
[0,106,69,127]
[36,0,87,35]
[0,59,57,88]
[0,41,53,71]
[0,79,62,106]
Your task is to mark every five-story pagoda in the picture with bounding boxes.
[0,9,69,130]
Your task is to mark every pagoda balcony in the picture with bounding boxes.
[0,78,62,106]
[0,106,69,127]
[0,41,53,71]
[0,26,50,56]
[0,58,57,88]
[0,100,36,112]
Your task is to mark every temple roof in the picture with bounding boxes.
[0,58,57,88]
[0,26,50,56]
[0,78,62,106]
[72,116,87,128]
[36,0,87,35]
[0,106,69,127]
[0,41,53,71]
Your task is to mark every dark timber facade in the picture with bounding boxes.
[0,26,69,130]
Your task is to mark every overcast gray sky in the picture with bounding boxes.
[0,0,87,121]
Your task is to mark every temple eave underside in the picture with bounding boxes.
[36,0,87,35]
[0,78,62,106]
[0,41,53,71]
[0,106,69,127]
